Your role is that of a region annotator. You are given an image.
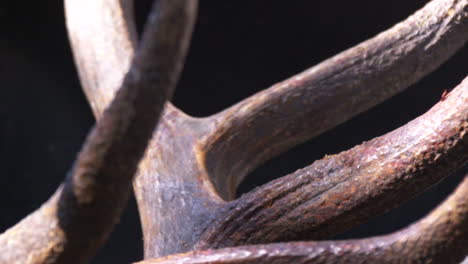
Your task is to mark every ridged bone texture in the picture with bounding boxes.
[137,0,468,258]
[0,0,467,263]
[195,75,468,250]
[0,1,196,263]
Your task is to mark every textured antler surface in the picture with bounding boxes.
[202,0,468,200]
[139,172,468,264]
[133,0,468,258]
[196,74,468,249]
[0,1,195,263]
[1,0,467,263]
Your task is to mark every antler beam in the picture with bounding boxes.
[201,0,468,200]
[0,1,196,263]
[136,169,468,264]
[196,75,468,249]
[65,0,137,117]
[2,0,466,263]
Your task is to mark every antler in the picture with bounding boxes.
[0,1,196,263]
[201,0,468,200]
[65,0,137,117]
[140,171,468,264]
[195,74,468,249]
[1,0,466,263]
[132,0,468,259]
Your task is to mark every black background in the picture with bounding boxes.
[0,1,467,263]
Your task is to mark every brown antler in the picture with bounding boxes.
[201,0,468,200]
[132,0,468,258]
[0,1,196,263]
[195,73,468,249]
[1,0,467,263]
[65,0,137,117]
[139,171,468,264]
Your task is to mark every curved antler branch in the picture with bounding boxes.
[137,171,468,264]
[0,1,196,263]
[65,0,137,117]
[201,0,468,200]
[195,75,468,249]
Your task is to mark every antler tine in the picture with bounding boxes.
[65,0,189,119]
[137,169,468,264]
[196,75,467,249]
[0,1,197,263]
[65,0,137,117]
[201,0,468,199]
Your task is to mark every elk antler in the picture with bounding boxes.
[1,0,467,263]
[195,73,468,250]
[0,1,196,263]
[139,171,468,264]
[201,0,468,200]
[65,0,137,118]
[131,0,468,258]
